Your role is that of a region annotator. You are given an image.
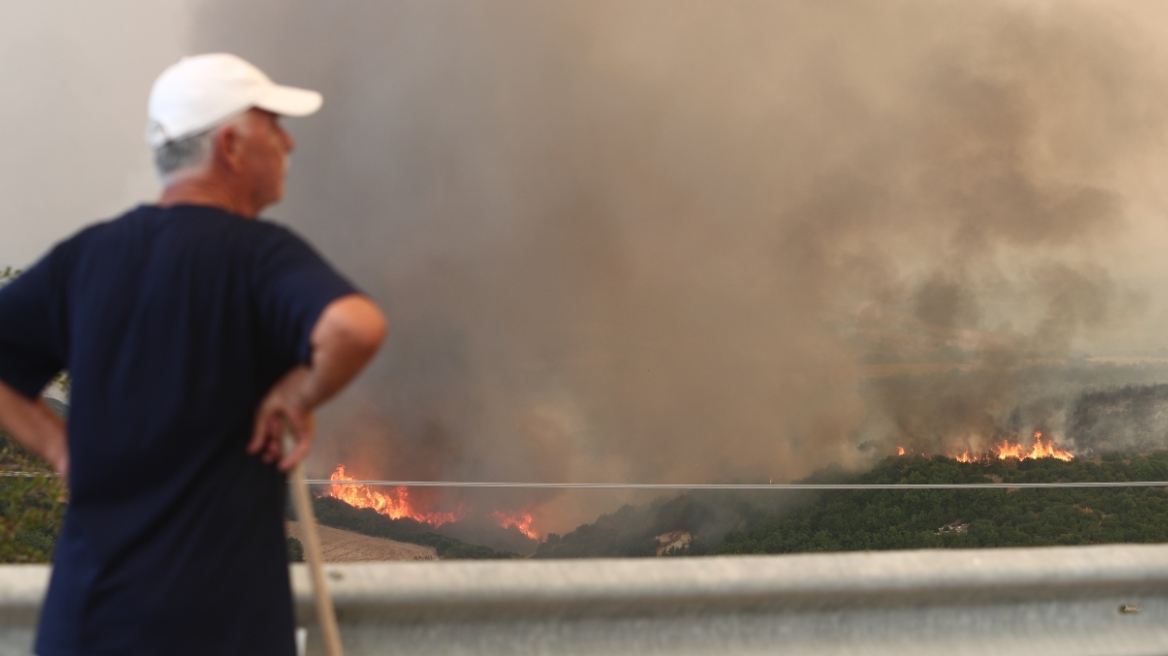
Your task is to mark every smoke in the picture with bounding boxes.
[191,1,1168,533]
[1068,383,1168,454]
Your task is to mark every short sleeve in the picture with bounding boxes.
[0,251,69,399]
[251,225,360,365]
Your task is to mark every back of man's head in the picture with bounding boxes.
[146,53,321,180]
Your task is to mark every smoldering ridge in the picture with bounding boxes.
[191,1,1168,533]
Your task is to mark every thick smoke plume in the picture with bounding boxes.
[193,1,1168,533]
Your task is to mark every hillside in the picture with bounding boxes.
[536,452,1168,558]
[304,496,520,559]
[11,418,1168,563]
[719,453,1168,554]
[285,521,437,561]
[532,492,758,558]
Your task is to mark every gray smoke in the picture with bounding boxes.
[191,1,1168,533]
[1069,384,1168,454]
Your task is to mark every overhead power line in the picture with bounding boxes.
[5,471,1166,490]
[311,479,1168,491]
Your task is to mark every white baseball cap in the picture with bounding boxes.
[146,53,322,148]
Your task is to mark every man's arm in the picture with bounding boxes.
[0,379,68,476]
[248,294,387,471]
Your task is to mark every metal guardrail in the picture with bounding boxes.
[3,544,1168,655]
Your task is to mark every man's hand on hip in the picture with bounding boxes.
[248,294,387,472]
[0,379,68,477]
[249,366,317,472]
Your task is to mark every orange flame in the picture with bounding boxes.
[897,446,905,456]
[493,509,539,540]
[328,465,463,527]
[995,432,1074,462]
[946,431,1074,463]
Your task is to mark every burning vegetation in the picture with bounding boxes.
[327,465,540,540]
[328,465,464,527]
[901,432,1074,464]
[491,510,539,541]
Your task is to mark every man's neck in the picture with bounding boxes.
[156,175,259,218]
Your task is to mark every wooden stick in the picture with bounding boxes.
[286,433,344,656]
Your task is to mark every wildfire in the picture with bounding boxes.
[898,432,1075,462]
[994,432,1074,462]
[327,465,463,527]
[947,432,1074,463]
[493,509,539,540]
[326,465,544,540]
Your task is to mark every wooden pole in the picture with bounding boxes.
[286,433,344,656]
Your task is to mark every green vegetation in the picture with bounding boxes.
[534,494,723,558]
[301,496,519,559]
[0,429,66,563]
[535,453,1168,558]
[9,416,1168,563]
[718,453,1168,554]
[286,536,304,562]
[0,266,69,562]
[0,266,19,287]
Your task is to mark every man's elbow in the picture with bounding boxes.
[354,305,388,356]
[316,295,388,360]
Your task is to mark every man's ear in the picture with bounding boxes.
[212,124,243,172]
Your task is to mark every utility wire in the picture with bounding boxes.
[310,479,1168,490]
[5,471,1166,490]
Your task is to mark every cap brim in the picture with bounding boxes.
[254,84,322,117]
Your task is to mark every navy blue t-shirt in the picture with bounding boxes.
[0,205,358,656]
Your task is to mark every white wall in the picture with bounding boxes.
[0,1,190,267]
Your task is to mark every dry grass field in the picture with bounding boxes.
[286,521,438,562]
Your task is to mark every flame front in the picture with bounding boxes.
[941,431,1074,463]
[328,465,462,527]
[995,432,1074,462]
[493,509,539,540]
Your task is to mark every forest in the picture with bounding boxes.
[8,428,1168,561]
[718,452,1168,555]
[534,452,1168,557]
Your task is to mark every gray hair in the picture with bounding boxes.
[153,128,216,179]
[151,112,254,180]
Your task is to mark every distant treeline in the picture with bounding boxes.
[720,453,1168,554]
[537,453,1168,558]
[533,494,726,558]
[9,421,1168,562]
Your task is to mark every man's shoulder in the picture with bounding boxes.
[76,205,293,242]
[55,206,319,277]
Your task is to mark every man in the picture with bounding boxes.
[0,53,386,655]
